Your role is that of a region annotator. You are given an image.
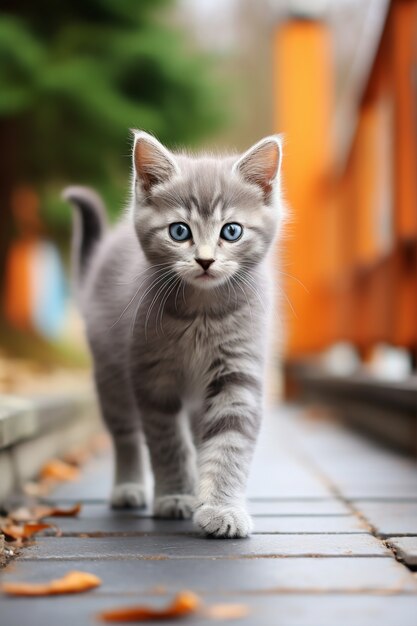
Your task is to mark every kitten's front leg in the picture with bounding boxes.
[194,372,261,538]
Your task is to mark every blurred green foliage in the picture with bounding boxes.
[0,0,225,230]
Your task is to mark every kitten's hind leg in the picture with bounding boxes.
[141,408,197,519]
[110,431,147,508]
[94,363,147,508]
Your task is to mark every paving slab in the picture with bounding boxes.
[35,498,352,515]
[252,515,366,533]
[247,480,333,498]
[388,537,417,567]
[1,593,417,626]
[3,556,416,594]
[247,465,333,498]
[355,501,417,536]
[18,533,390,560]
[248,498,350,516]
[37,512,365,535]
[2,404,417,625]
[335,482,417,499]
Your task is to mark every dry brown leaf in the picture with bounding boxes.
[10,503,81,522]
[204,603,250,620]
[1,570,101,596]
[0,522,51,540]
[10,506,51,522]
[7,507,36,522]
[98,591,201,622]
[40,459,80,482]
[49,503,82,517]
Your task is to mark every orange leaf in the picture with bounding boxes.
[10,503,81,522]
[49,503,82,517]
[99,591,201,622]
[204,603,250,620]
[0,523,51,540]
[1,571,101,597]
[40,459,80,482]
[10,506,52,522]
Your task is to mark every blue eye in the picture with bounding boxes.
[220,223,243,242]
[169,222,192,242]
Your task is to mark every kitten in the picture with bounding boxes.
[64,131,283,538]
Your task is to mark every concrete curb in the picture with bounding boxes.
[0,392,100,505]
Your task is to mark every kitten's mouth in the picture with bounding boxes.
[188,270,224,288]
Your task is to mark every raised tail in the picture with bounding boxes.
[62,185,107,287]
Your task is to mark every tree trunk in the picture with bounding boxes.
[0,119,20,310]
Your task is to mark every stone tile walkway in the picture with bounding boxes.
[1,406,417,625]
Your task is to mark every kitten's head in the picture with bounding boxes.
[131,131,283,290]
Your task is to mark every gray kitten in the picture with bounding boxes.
[64,131,283,538]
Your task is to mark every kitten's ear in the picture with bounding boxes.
[132,131,179,193]
[233,135,282,200]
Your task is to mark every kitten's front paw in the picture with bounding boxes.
[111,483,147,509]
[194,503,253,538]
[154,494,195,519]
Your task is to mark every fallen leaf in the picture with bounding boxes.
[204,603,250,620]
[6,507,34,522]
[0,523,51,541]
[40,459,80,482]
[98,591,200,622]
[11,503,82,522]
[1,571,101,596]
[50,503,82,517]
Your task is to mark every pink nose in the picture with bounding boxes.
[196,258,215,271]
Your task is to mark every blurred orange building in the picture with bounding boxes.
[274,0,417,366]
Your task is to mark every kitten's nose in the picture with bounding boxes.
[196,258,215,271]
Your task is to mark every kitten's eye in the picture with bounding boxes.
[169,222,192,242]
[220,223,243,242]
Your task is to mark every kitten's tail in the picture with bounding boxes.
[62,185,107,287]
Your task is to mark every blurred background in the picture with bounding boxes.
[0,0,416,451]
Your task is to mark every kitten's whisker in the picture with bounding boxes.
[114,262,172,285]
[232,276,254,332]
[110,279,146,329]
[154,276,176,336]
[235,272,266,314]
[239,264,299,318]
[130,269,174,336]
[158,277,181,336]
[280,289,298,319]
[225,276,232,305]
[174,278,183,312]
[144,273,177,339]
[228,275,238,304]
[273,281,298,319]
[277,270,310,293]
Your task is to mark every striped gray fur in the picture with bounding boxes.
[65,131,284,537]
